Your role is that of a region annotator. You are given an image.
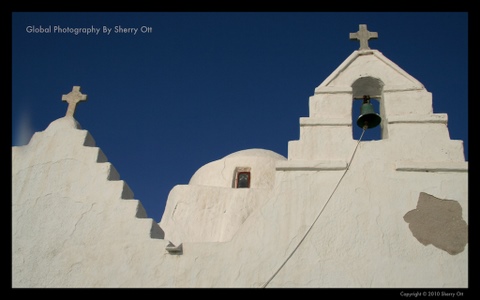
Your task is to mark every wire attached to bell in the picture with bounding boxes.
[356,95,382,130]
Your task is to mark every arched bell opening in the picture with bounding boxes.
[351,77,384,141]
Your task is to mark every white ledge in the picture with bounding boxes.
[276,160,348,171]
[314,86,352,94]
[395,161,468,172]
[383,86,424,92]
[387,114,447,124]
[300,117,352,126]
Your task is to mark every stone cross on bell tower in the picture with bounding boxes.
[349,24,378,50]
[62,86,87,117]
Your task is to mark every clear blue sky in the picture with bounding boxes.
[12,12,468,222]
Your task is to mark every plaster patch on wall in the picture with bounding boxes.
[403,192,468,255]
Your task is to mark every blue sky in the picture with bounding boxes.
[12,12,468,222]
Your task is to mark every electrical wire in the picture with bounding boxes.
[261,127,366,288]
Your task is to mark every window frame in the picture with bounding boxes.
[233,167,251,188]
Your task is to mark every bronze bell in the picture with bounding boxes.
[356,95,381,129]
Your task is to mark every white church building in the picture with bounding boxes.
[12,25,468,288]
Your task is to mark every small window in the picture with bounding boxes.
[236,172,251,188]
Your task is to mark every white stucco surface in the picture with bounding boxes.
[160,149,286,244]
[12,48,468,288]
[188,148,286,188]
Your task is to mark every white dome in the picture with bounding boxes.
[189,148,286,188]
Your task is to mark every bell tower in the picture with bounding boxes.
[283,24,466,170]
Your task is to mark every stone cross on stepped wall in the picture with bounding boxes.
[62,86,87,117]
[349,24,378,50]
